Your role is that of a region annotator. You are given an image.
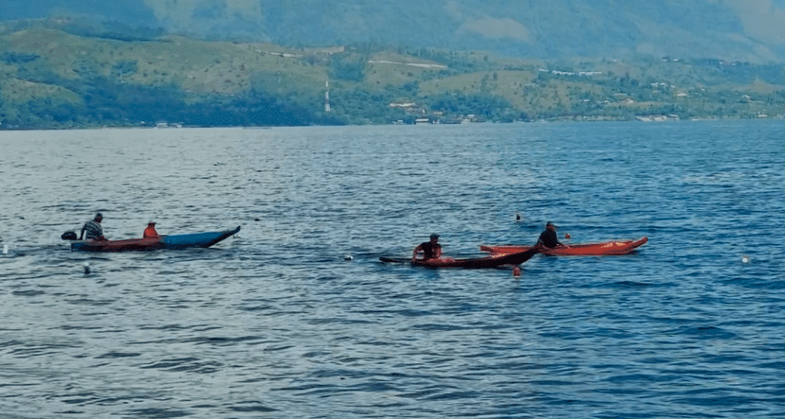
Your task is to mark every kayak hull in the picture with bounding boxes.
[71,226,240,252]
[480,236,648,256]
[162,226,241,249]
[380,248,537,268]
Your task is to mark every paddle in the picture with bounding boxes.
[379,257,408,263]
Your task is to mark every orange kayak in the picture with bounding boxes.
[480,237,648,256]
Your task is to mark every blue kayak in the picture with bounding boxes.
[71,226,240,252]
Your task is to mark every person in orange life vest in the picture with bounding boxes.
[143,222,160,239]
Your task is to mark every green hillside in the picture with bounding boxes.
[3,28,785,129]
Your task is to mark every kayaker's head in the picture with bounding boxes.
[546,221,556,231]
[430,233,439,243]
[94,213,103,223]
[148,221,156,226]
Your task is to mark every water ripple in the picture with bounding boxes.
[1,122,784,418]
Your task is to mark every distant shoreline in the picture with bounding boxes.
[3,115,784,132]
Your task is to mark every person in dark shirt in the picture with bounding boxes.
[79,213,106,241]
[536,221,567,249]
[413,233,442,261]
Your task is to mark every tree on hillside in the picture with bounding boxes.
[330,53,367,82]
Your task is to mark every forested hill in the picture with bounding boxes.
[4,0,785,63]
[4,26,785,129]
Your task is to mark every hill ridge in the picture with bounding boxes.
[5,1,785,63]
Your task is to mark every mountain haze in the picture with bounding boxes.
[5,0,785,63]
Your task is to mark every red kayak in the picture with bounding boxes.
[480,237,648,256]
[380,247,537,268]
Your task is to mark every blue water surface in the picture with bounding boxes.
[1,120,783,418]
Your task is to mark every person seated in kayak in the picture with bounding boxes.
[413,233,442,261]
[143,222,160,239]
[79,213,106,241]
[536,222,568,249]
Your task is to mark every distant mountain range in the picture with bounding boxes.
[4,0,785,62]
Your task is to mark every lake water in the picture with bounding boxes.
[1,121,784,418]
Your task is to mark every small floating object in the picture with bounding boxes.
[512,266,521,277]
[564,233,571,239]
[515,213,521,221]
[344,254,353,261]
[84,262,91,274]
[742,256,749,264]
[3,244,8,254]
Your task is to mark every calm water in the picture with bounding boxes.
[1,121,784,418]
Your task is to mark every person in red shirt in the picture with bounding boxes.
[143,222,160,239]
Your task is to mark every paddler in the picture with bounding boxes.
[413,233,442,261]
[536,222,568,249]
[79,213,106,241]
[143,221,160,239]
